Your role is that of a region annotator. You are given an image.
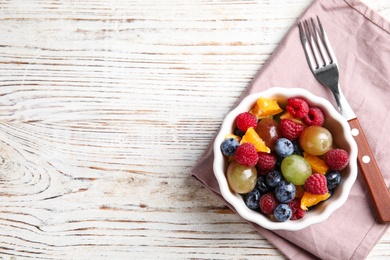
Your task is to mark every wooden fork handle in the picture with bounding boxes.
[348,118,390,223]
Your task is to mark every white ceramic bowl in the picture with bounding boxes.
[213,87,358,231]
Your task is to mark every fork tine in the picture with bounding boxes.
[304,19,323,69]
[311,17,331,65]
[298,21,317,71]
[316,16,337,64]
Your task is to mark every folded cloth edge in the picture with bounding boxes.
[344,0,390,33]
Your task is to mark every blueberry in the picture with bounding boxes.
[245,189,261,210]
[274,204,292,222]
[266,170,282,188]
[275,181,296,203]
[292,140,303,156]
[256,175,270,193]
[234,127,245,138]
[275,138,294,157]
[326,170,341,190]
[275,154,284,170]
[220,138,239,156]
[325,189,333,201]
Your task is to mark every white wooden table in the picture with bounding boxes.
[0,0,389,259]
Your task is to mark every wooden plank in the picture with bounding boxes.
[0,0,389,258]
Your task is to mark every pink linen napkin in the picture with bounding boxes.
[190,0,390,259]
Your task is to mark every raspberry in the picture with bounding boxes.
[234,143,259,167]
[324,149,349,171]
[236,112,258,132]
[293,208,306,220]
[256,152,277,173]
[259,192,279,215]
[288,198,306,220]
[303,107,325,126]
[280,119,305,140]
[286,98,309,119]
[304,173,328,195]
[287,198,300,211]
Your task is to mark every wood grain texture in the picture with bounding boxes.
[0,0,389,259]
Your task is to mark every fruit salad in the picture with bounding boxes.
[220,97,349,222]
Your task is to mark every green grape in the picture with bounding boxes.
[281,155,312,185]
[227,161,257,194]
[299,126,333,156]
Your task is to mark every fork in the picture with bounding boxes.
[298,16,354,119]
[298,16,390,223]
